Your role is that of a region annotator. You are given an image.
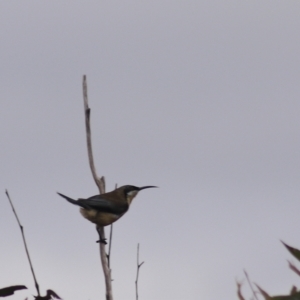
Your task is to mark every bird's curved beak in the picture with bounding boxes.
[138,186,158,191]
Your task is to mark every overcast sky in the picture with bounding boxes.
[1,1,300,299]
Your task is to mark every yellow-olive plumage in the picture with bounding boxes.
[57,185,156,227]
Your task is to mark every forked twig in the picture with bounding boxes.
[5,190,40,297]
[82,75,113,300]
[135,244,144,300]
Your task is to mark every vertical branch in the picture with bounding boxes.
[107,183,117,269]
[5,190,40,297]
[98,225,113,300]
[82,75,113,300]
[107,224,113,269]
[135,244,144,300]
[82,75,105,195]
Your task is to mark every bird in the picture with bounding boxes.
[57,185,156,242]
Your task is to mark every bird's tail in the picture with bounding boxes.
[57,192,79,206]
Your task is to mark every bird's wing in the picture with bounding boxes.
[79,195,128,214]
[57,193,128,214]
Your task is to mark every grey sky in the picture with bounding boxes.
[1,1,300,299]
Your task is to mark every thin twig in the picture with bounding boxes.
[135,244,144,300]
[5,190,40,297]
[107,224,113,269]
[244,270,259,300]
[82,75,113,300]
[107,184,117,269]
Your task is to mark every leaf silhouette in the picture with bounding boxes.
[34,289,61,300]
[282,241,300,262]
[256,283,300,300]
[271,291,300,299]
[0,285,27,297]
[236,281,246,300]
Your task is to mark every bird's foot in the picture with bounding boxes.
[96,238,107,244]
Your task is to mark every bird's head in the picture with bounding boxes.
[120,185,157,204]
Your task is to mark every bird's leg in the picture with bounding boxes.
[96,226,107,244]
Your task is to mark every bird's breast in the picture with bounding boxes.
[80,208,122,227]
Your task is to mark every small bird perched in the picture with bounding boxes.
[57,185,156,228]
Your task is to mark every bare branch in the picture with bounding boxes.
[82,75,105,195]
[244,270,259,300]
[82,75,113,300]
[96,226,113,300]
[135,244,144,300]
[5,190,40,297]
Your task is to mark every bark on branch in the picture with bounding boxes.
[82,75,113,300]
[82,75,105,194]
[135,244,144,300]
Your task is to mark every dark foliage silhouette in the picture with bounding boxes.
[34,289,61,300]
[0,285,27,297]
